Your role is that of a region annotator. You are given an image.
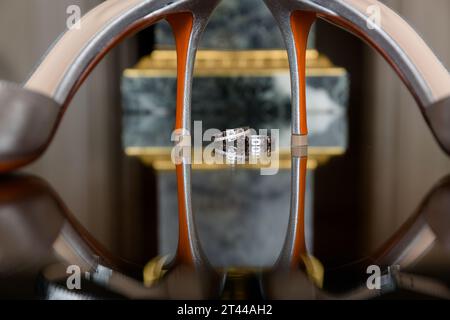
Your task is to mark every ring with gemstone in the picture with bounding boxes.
[213,128,272,159]
[246,134,271,157]
[212,127,250,142]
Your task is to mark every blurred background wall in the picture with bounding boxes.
[0,0,143,258]
[361,0,450,249]
[0,0,449,261]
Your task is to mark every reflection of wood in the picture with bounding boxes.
[324,174,450,295]
[276,156,308,269]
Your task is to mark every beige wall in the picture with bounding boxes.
[362,0,450,249]
[0,0,138,253]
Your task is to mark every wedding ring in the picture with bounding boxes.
[247,135,271,156]
[214,146,246,163]
[212,127,250,142]
[213,127,272,160]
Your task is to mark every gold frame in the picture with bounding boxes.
[124,49,346,77]
[123,49,347,171]
[125,147,345,171]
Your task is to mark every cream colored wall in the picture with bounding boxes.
[362,0,450,249]
[0,0,138,252]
